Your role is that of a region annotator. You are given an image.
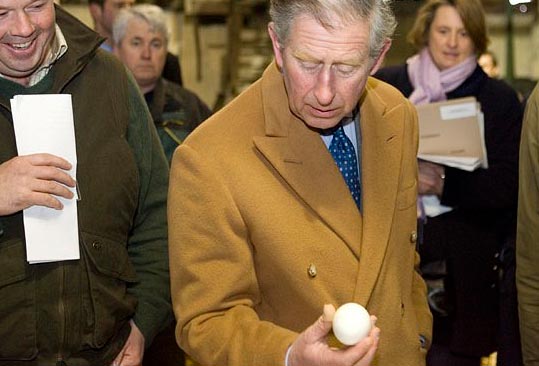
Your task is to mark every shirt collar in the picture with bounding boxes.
[28,24,69,86]
[320,104,360,135]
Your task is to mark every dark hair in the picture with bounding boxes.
[88,0,105,6]
[407,0,488,55]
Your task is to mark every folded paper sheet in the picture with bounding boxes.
[416,96,488,171]
[11,94,79,264]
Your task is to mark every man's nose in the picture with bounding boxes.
[12,11,35,38]
[141,45,151,59]
[313,68,336,106]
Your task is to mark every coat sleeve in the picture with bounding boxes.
[168,143,297,366]
[517,83,539,366]
[125,73,173,345]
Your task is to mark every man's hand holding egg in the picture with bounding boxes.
[287,304,380,366]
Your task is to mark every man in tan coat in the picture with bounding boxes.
[168,0,432,365]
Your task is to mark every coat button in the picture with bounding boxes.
[92,241,102,250]
[307,264,317,278]
[410,231,418,243]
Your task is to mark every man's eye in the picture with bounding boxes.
[300,61,319,70]
[27,1,46,12]
[335,64,356,75]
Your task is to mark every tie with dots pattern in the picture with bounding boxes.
[329,126,361,210]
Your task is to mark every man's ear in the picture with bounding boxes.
[268,22,284,70]
[369,39,392,75]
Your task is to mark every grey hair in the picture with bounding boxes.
[269,0,396,61]
[112,4,170,46]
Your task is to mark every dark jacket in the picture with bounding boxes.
[145,77,212,164]
[375,64,523,356]
[0,6,170,365]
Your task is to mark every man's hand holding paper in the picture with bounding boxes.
[9,94,80,263]
[418,160,445,197]
[0,153,76,215]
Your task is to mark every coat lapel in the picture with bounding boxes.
[253,63,363,258]
[353,80,405,304]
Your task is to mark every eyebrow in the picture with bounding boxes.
[292,49,365,67]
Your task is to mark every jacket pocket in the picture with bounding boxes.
[80,232,138,348]
[0,238,37,360]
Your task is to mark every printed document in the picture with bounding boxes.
[416,96,488,171]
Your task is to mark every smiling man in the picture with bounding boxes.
[168,1,432,365]
[0,1,171,365]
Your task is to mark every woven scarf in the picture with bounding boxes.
[407,47,477,105]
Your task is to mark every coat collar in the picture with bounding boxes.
[50,5,104,94]
[253,63,405,304]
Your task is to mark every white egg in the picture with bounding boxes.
[332,302,371,346]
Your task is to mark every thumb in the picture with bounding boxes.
[308,304,335,341]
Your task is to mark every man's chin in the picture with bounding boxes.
[302,117,342,130]
[0,66,38,85]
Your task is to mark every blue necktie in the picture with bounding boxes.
[329,126,361,209]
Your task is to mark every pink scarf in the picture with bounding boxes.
[407,48,477,105]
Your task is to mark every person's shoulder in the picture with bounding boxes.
[485,77,519,96]
[162,79,201,102]
[373,64,408,82]
[92,47,124,67]
[182,81,264,146]
[366,75,411,108]
[161,79,211,113]
[476,76,522,110]
[372,63,413,97]
[527,82,539,104]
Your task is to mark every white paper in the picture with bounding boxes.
[440,101,477,120]
[418,154,482,171]
[417,98,488,172]
[421,195,453,218]
[11,94,80,264]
